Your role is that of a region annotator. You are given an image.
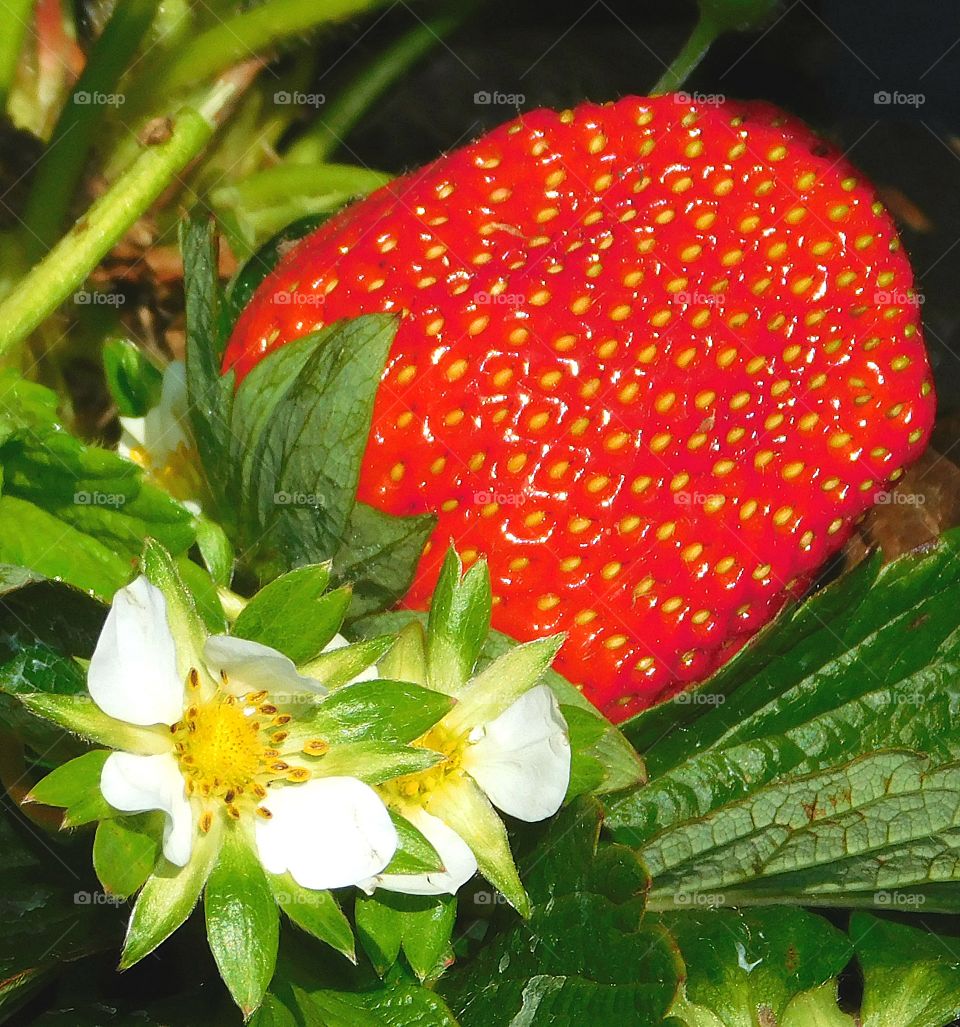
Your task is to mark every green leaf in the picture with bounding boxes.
[182,216,234,501]
[638,751,960,912]
[426,549,491,692]
[268,872,354,961]
[140,538,208,680]
[195,515,234,587]
[176,554,228,635]
[377,620,428,686]
[851,912,960,1027]
[662,907,852,1027]
[28,749,113,827]
[121,824,220,968]
[234,565,350,664]
[782,984,854,1027]
[384,810,443,875]
[313,740,442,784]
[308,678,455,744]
[93,813,162,898]
[102,337,163,417]
[332,502,435,621]
[438,798,682,1024]
[205,825,279,1016]
[356,891,456,981]
[299,634,395,688]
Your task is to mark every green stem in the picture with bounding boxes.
[23,0,161,259]
[123,0,383,119]
[649,13,720,95]
[0,88,231,359]
[286,6,470,165]
[0,0,35,111]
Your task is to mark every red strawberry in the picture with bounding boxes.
[225,94,935,722]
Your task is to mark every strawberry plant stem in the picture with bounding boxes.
[286,7,469,165]
[649,13,720,95]
[0,89,230,358]
[122,0,383,120]
[23,0,161,259]
[0,0,34,109]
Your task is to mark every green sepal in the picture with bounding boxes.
[384,810,443,875]
[93,813,162,898]
[121,820,221,968]
[356,891,456,980]
[426,549,491,694]
[139,537,208,683]
[102,337,163,418]
[195,516,234,587]
[205,825,279,1017]
[307,678,455,744]
[377,620,428,686]
[445,634,564,735]
[428,777,528,917]
[268,872,355,961]
[298,634,395,689]
[19,693,169,754]
[312,741,443,784]
[27,749,115,827]
[234,567,350,665]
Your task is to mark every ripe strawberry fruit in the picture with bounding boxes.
[225,94,935,722]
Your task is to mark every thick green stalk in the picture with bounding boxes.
[286,7,469,165]
[123,0,383,119]
[24,0,161,258]
[0,0,35,110]
[0,90,229,358]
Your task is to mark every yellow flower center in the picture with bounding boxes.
[130,441,204,505]
[388,721,465,801]
[170,674,326,828]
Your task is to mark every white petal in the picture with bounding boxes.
[462,684,570,821]
[204,634,327,697]
[254,777,396,890]
[117,418,146,459]
[88,576,184,726]
[364,805,477,896]
[142,361,192,467]
[100,751,193,866]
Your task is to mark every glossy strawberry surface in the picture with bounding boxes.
[225,94,935,721]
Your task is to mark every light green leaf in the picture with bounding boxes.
[782,984,855,1027]
[377,620,427,686]
[121,823,220,968]
[93,813,162,898]
[852,912,960,1027]
[356,891,456,981]
[268,871,354,961]
[205,825,279,1016]
[18,693,169,754]
[383,810,443,875]
[195,516,234,587]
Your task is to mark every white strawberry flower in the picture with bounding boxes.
[118,361,203,514]
[91,573,396,888]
